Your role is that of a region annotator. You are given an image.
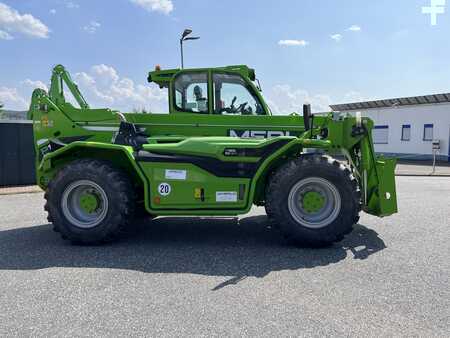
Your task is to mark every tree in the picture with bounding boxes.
[0,102,4,119]
[132,107,151,114]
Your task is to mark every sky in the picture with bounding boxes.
[0,0,449,113]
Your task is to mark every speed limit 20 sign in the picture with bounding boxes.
[158,182,171,196]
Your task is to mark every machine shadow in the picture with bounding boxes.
[0,215,386,287]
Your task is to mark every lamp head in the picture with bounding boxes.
[181,29,192,39]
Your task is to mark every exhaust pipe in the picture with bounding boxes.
[303,104,311,131]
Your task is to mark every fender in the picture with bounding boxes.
[36,142,150,206]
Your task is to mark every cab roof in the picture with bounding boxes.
[148,65,256,88]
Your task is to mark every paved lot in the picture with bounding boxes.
[0,177,449,337]
[396,162,450,176]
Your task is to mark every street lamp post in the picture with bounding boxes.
[180,29,200,69]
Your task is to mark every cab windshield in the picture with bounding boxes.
[213,73,264,115]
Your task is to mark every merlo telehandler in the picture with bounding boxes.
[27,64,397,246]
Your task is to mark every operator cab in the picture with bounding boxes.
[149,65,269,116]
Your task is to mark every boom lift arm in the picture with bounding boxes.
[49,64,90,109]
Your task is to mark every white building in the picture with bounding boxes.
[330,93,450,162]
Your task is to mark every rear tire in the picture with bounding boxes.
[134,201,156,221]
[266,155,361,247]
[44,159,135,244]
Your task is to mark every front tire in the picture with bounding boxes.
[266,155,361,247]
[44,159,135,244]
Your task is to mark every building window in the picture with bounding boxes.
[423,124,433,141]
[372,125,389,144]
[401,124,411,141]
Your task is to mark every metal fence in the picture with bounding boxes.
[0,121,36,187]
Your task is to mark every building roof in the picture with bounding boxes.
[0,110,27,121]
[330,93,450,111]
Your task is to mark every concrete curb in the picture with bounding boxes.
[0,186,42,196]
[396,174,450,177]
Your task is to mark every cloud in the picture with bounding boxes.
[83,21,100,34]
[0,2,50,39]
[0,79,48,110]
[266,84,332,114]
[0,86,28,110]
[74,64,168,112]
[22,79,48,92]
[49,9,56,15]
[129,0,174,14]
[347,25,361,32]
[278,39,309,47]
[330,34,342,42]
[91,64,120,83]
[0,29,12,40]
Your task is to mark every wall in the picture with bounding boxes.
[344,103,450,161]
[0,121,36,186]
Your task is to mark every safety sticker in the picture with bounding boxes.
[165,169,187,180]
[158,182,171,196]
[216,191,237,202]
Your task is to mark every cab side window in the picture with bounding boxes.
[213,73,264,115]
[173,72,208,113]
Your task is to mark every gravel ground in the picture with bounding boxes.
[0,176,449,337]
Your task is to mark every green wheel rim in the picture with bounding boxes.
[79,192,100,214]
[61,180,108,229]
[288,177,341,229]
[301,191,326,213]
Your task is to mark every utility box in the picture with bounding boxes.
[432,140,440,151]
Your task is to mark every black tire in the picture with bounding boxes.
[266,155,361,247]
[44,159,135,244]
[133,201,156,221]
[264,204,278,228]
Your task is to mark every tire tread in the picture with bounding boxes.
[44,159,135,244]
[266,155,361,247]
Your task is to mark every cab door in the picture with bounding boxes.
[132,70,215,137]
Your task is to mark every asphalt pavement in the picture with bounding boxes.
[0,177,449,337]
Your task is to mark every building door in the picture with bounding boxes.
[448,125,450,162]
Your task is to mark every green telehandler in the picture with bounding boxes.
[28,64,397,246]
